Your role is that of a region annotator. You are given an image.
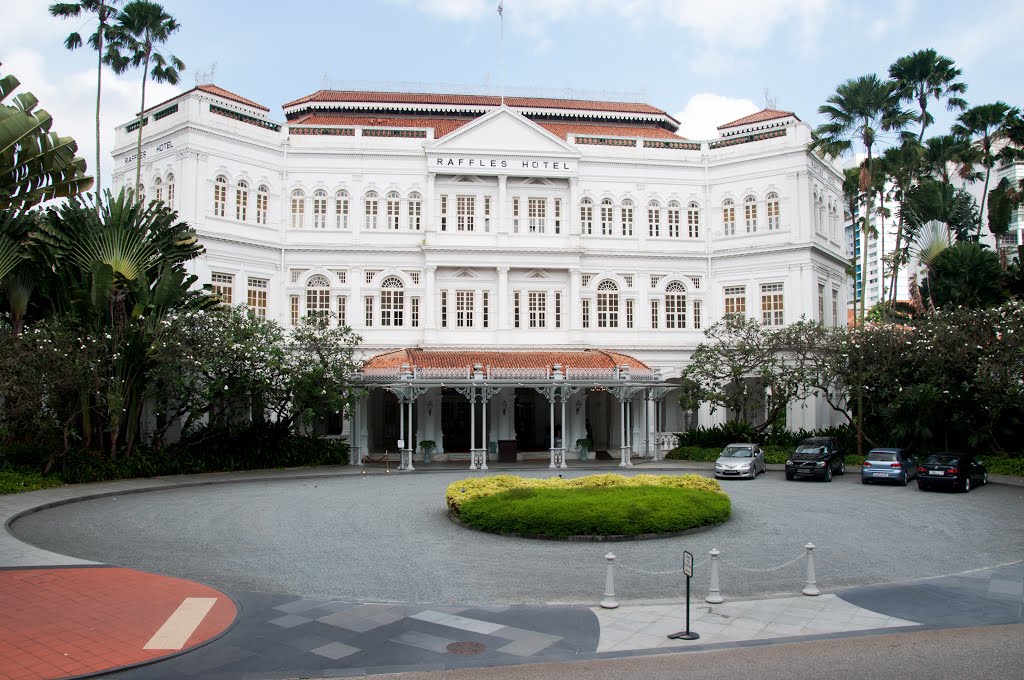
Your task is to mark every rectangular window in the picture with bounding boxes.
[513,291,521,328]
[247,277,267,318]
[724,285,746,317]
[409,197,421,230]
[214,182,226,217]
[386,197,400,230]
[554,292,561,328]
[687,206,699,238]
[337,295,347,325]
[306,286,330,319]
[693,300,702,329]
[767,199,780,230]
[440,290,447,328]
[832,288,839,327]
[512,196,520,233]
[554,198,561,234]
[440,194,448,231]
[336,195,348,228]
[236,188,248,221]
[818,283,826,323]
[582,299,590,329]
[621,204,633,236]
[456,290,474,327]
[255,191,268,225]
[411,296,420,327]
[365,196,378,229]
[528,198,545,233]
[600,202,613,235]
[380,289,403,327]
[667,205,680,238]
[457,195,475,231]
[665,293,686,329]
[482,291,489,328]
[597,292,618,328]
[581,202,593,235]
[290,295,299,325]
[761,283,784,326]
[167,181,175,208]
[483,196,491,231]
[745,201,758,233]
[648,205,660,237]
[211,272,233,304]
[364,296,374,327]
[625,299,634,329]
[651,299,660,329]
[529,291,546,328]
[313,194,327,228]
[724,203,736,235]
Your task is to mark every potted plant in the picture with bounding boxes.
[419,440,437,463]
[576,438,592,461]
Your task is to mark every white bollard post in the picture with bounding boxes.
[802,542,820,596]
[601,552,618,609]
[705,548,723,603]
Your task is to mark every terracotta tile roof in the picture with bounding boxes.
[283,90,668,116]
[142,84,270,115]
[289,113,472,138]
[363,349,650,371]
[538,122,683,140]
[717,108,797,130]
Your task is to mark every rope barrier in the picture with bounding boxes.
[718,552,806,573]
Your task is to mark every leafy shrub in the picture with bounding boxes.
[446,473,723,516]
[457,485,731,538]
[0,469,64,495]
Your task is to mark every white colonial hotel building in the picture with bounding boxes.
[112,85,849,468]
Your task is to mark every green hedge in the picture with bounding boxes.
[0,468,64,495]
[457,485,731,538]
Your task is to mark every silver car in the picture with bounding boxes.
[714,443,766,479]
[861,448,917,486]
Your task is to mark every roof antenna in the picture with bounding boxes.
[498,0,505,105]
[764,88,777,110]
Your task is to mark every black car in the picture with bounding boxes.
[785,436,845,482]
[917,453,988,492]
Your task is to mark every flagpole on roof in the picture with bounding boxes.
[498,0,505,105]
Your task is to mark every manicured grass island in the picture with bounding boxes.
[446,473,730,539]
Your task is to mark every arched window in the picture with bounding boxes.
[379,276,405,326]
[305,274,331,319]
[766,192,780,230]
[153,177,163,203]
[138,183,145,203]
[386,191,400,230]
[255,184,268,225]
[580,198,593,235]
[408,192,422,230]
[365,190,379,229]
[620,198,634,236]
[687,202,700,238]
[166,173,175,208]
[600,198,614,235]
[722,198,735,235]
[647,200,661,237]
[744,195,758,233]
[596,279,619,328]
[236,180,249,221]
[829,203,839,239]
[290,189,305,228]
[335,190,349,229]
[667,201,681,238]
[213,176,227,217]
[815,192,825,233]
[665,280,687,329]
[311,190,327,228]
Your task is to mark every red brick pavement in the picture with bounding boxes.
[0,567,236,680]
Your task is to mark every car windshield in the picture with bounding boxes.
[795,445,825,455]
[926,454,959,466]
[868,452,898,462]
[722,446,753,458]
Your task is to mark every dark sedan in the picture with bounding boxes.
[917,453,988,492]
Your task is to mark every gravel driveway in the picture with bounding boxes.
[11,470,1024,605]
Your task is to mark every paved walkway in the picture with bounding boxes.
[1,462,1021,679]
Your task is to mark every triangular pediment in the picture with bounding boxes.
[428,107,580,157]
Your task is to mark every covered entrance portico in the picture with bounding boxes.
[351,349,674,470]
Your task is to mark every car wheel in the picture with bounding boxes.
[824,466,833,482]
[861,478,869,485]
[918,481,928,491]
[785,470,795,480]
[901,472,908,486]
[963,477,971,493]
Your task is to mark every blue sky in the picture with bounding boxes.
[3,0,1022,188]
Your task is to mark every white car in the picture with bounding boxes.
[714,443,766,479]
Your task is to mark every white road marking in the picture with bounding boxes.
[144,597,218,650]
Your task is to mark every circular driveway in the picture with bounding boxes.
[10,470,1024,605]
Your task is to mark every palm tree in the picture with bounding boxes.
[108,0,184,196]
[48,1,122,191]
[923,134,980,185]
[888,49,968,142]
[881,140,923,309]
[952,102,1021,239]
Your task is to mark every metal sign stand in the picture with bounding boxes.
[668,550,699,640]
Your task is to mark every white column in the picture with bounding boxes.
[569,268,581,329]
[559,394,568,469]
[568,177,578,235]
[424,266,436,329]
[426,173,436,232]
[469,389,478,470]
[548,395,557,469]
[480,393,489,470]
[497,266,510,330]
[497,174,508,234]
[350,266,363,330]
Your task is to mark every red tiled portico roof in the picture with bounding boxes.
[142,84,270,114]
[717,108,798,129]
[363,348,651,372]
[283,90,669,116]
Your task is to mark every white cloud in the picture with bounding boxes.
[674,93,760,140]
